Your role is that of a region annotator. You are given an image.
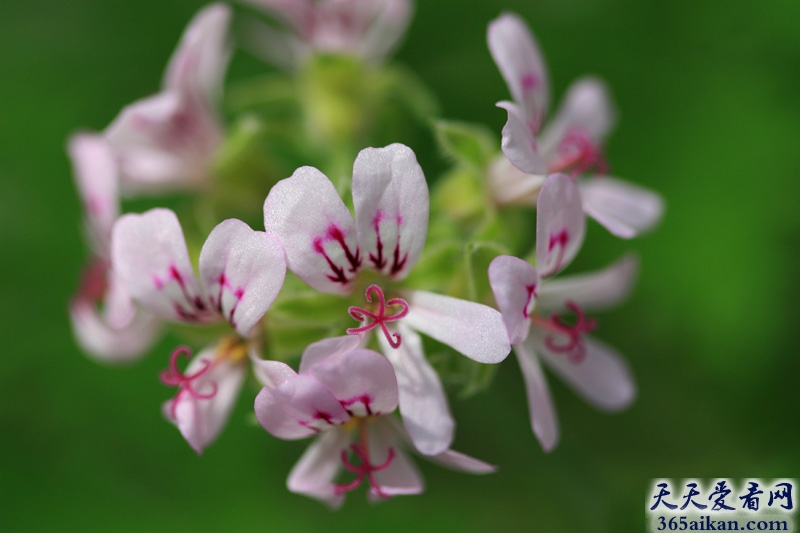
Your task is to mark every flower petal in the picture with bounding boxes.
[539,77,616,160]
[198,219,286,338]
[358,0,413,63]
[111,208,213,324]
[250,354,297,388]
[287,427,349,509]
[579,177,665,238]
[427,449,498,474]
[299,334,363,374]
[165,347,246,454]
[534,331,636,412]
[254,374,350,439]
[536,173,585,277]
[263,166,360,294]
[404,290,511,364]
[368,417,424,499]
[488,12,550,131]
[537,253,639,313]
[488,255,539,345]
[352,144,428,279]
[496,101,549,175]
[67,133,118,254]
[379,323,454,455]
[515,338,559,452]
[487,155,546,206]
[307,349,398,417]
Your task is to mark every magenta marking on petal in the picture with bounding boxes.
[160,346,218,419]
[209,270,243,328]
[547,129,609,176]
[542,229,569,277]
[369,211,387,270]
[389,241,408,276]
[522,284,537,319]
[534,300,597,364]
[153,274,164,291]
[340,394,374,417]
[313,224,362,286]
[346,285,409,348]
[521,72,540,92]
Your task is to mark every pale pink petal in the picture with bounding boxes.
[67,133,119,254]
[287,428,349,509]
[487,156,545,206]
[263,166,361,294]
[243,0,312,31]
[534,331,636,412]
[111,208,213,324]
[536,174,585,277]
[358,0,413,63]
[101,268,138,330]
[254,374,350,439]
[379,323,454,455]
[250,355,297,388]
[241,18,305,69]
[428,449,497,474]
[165,347,246,454]
[539,77,616,159]
[367,417,424,499]
[537,254,639,313]
[352,144,428,279]
[488,12,550,131]
[163,3,232,101]
[515,338,559,452]
[307,348,398,417]
[579,177,665,239]
[496,101,548,176]
[198,219,286,338]
[488,255,539,345]
[404,290,511,364]
[299,334,363,374]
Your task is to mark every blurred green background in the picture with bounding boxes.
[1,0,798,531]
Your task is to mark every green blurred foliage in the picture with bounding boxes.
[1,0,798,532]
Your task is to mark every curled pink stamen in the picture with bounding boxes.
[334,443,396,499]
[159,346,218,418]
[346,285,409,349]
[542,300,597,363]
[547,129,609,176]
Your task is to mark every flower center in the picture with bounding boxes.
[530,300,597,363]
[547,129,609,176]
[159,346,218,419]
[346,284,409,348]
[334,419,396,499]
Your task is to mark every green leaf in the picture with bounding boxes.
[433,119,499,171]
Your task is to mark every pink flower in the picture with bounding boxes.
[253,341,495,507]
[104,4,232,194]
[487,12,663,238]
[488,174,637,452]
[263,143,510,455]
[111,208,286,453]
[243,0,413,67]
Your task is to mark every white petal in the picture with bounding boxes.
[358,0,413,63]
[487,12,550,130]
[166,347,246,454]
[537,253,639,313]
[579,177,665,238]
[515,338,559,452]
[352,144,428,279]
[299,334,363,374]
[404,290,511,364]
[111,208,213,324]
[539,77,616,159]
[198,219,286,338]
[163,3,232,102]
[534,331,636,412]
[250,355,297,388]
[308,349,398,417]
[536,174,586,277]
[488,255,539,345]
[496,101,548,176]
[263,166,361,294]
[368,417,424,498]
[254,374,350,439]
[287,427,349,509]
[67,133,119,254]
[379,323,454,455]
[487,155,545,206]
[427,449,497,474]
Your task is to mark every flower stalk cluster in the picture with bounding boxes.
[67,2,663,506]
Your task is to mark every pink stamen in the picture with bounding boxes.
[346,285,409,349]
[533,300,596,363]
[159,346,218,419]
[547,129,609,176]
[334,423,396,500]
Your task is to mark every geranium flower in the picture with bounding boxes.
[243,0,412,67]
[253,340,495,508]
[67,133,161,362]
[111,208,286,452]
[487,11,663,238]
[488,174,637,451]
[104,4,232,194]
[263,143,510,455]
